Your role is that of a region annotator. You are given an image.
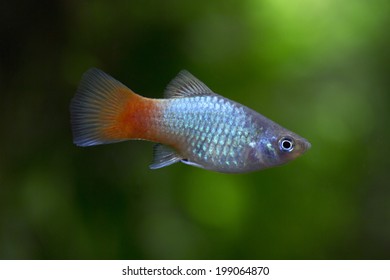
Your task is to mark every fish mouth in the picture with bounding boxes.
[304,140,311,152]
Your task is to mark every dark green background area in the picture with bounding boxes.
[1,0,389,259]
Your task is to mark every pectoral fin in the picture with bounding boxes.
[181,159,205,169]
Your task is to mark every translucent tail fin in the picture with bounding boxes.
[70,68,138,146]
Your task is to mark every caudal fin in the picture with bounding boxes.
[70,68,139,146]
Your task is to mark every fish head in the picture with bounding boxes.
[252,127,311,169]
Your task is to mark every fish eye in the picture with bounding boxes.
[279,137,295,152]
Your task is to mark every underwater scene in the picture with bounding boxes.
[1,0,389,259]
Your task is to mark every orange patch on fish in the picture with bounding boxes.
[101,91,161,141]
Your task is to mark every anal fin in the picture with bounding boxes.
[149,144,182,169]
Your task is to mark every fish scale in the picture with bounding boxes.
[70,68,310,173]
[155,95,257,171]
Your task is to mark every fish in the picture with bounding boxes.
[70,68,310,173]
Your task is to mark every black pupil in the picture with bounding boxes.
[280,137,294,152]
[282,140,291,150]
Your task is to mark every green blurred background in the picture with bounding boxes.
[1,0,389,259]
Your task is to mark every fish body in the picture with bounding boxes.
[70,68,310,173]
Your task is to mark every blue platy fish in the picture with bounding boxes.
[70,69,311,173]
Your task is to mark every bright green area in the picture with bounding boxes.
[1,0,389,259]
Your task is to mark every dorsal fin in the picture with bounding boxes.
[164,70,214,98]
[149,144,182,169]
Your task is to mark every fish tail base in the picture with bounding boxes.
[70,68,144,146]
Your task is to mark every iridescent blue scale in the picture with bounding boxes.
[158,94,260,172]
